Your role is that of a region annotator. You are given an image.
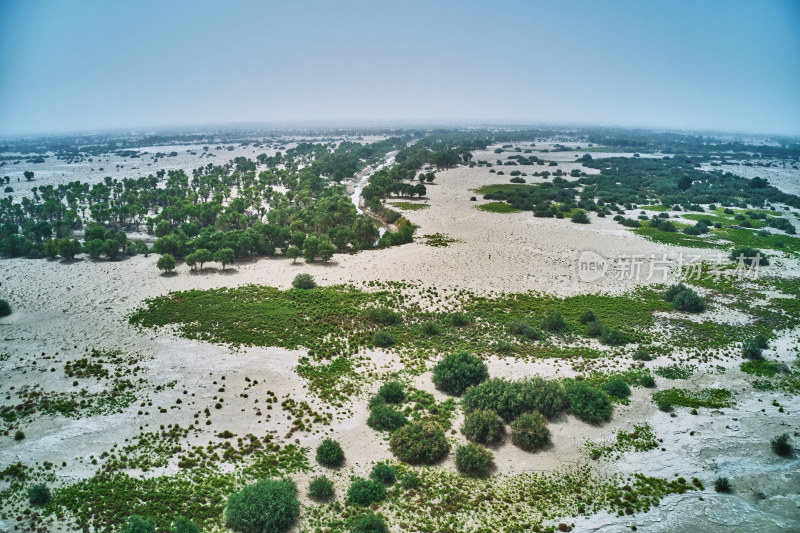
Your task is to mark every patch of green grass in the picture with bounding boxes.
[296,357,361,402]
[639,205,670,212]
[586,424,658,460]
[476,202,521,214]
[303,464,696,531]
[740,359,778,377]
[388,202,429,211]
[652,388,733,409]
[421,233,460,247]
[654,364,695,380]
[633,225,723,249]
[474,183,538,196]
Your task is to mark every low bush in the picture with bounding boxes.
[372,330,395,347]
[641,375,657,388]
[451,312,471,326]
[602,377,631,399]
[455,443,494,477]
[120,516,156,533]
[714,477,732,493]
[366,307,401,325]
[571,210,590,224]
[632,348,652,361]
[28,484,50,506]
[347,478,386,506]
[509,320,543,340]
[370,462,397,485]
[400,472,421,489]
[432,351,489,396]
[316,438,345,468]
[0,299,11,318]
[729,247,769,266]
[349,511,388,533]
[461,409,506,444]
[170,517,201,533]
[420,321,441,336]
[584,320,603,337]
[771,433,794,457]
[389,421,450,464]
[541,312,566,332]
[14,430,25,441]
[742,338,764,360]
[578,310,597,324]
[461,377,568,422]
[308,476,335,501]
[564,380,612,424]
[510,411,550,452]
[225,478,299,533]
[664,284,705,312]
[292,273,317,289]
[378,381,405,404]
[599,326,626,345]
[367,403,407,432]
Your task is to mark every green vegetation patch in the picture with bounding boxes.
[654,364,695,380]
[652,388,733,409]
[476,202,521,214]
[388,202,429,211]
[586,424,659,460]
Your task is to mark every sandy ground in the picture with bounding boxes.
[1,141,799,531]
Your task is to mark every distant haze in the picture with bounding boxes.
[1,0,799,137]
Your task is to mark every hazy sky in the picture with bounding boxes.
[1,0,799,136]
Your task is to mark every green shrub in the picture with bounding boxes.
[0,299,11,318]
[367,403,407,432]
[370,462,396,485]
[771,433,794,458]
[121,516,156,533]
[495,340,513,354]
[584,320,603,337]
[742,338,765,360]
[541,313,566,332]
[509,320,543,340]
[292,273,317,289]
[571,210,590,224]
[225,478,299,533]
[432,351,489,396]
[455,443,494,477]
[461,377,568,422]
[399,473,421,489]
[389,421,450,464]
[28,484,50,506]
[170,517,201,533]
[663,283,688,302]
[347,478,386,506]
[641,375,656,388]
[461,409,506,444]
[672,289,705,312]
[308,476,335,501]
[752,334,769,349]
[599,325,626,345]
[564,380,612,425]
[657,399,673,412]
[714,477,732,493]
[378,381,405,404]
[316,438,345,467]
[729,247,769,266]
[510,411,551,452]
[451,312,471,327]
[632,348,652,361]
[578,310,597,324]
[372,330,394,347]
[366,307,401,325]
[13,430,25,441]
[420,321,441,336]
[156,253,176,273]
[349,510,388,533]
[602,377,631,398]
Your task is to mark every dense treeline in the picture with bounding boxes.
[481,156,800,216]
[585,128,800,160]
[0,137,410,261]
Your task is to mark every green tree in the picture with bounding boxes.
[285,246,301,264]
[57,238,82,260]
[24,171,34,181]
[432,351,489,396]
[120,516,156,533]
[157,253,176,273]
[302,234,319,262]
[194,248,213,270]
[317,235,336,262]
[214,247,235,270]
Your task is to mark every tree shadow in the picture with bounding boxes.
[160,271,178,277]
